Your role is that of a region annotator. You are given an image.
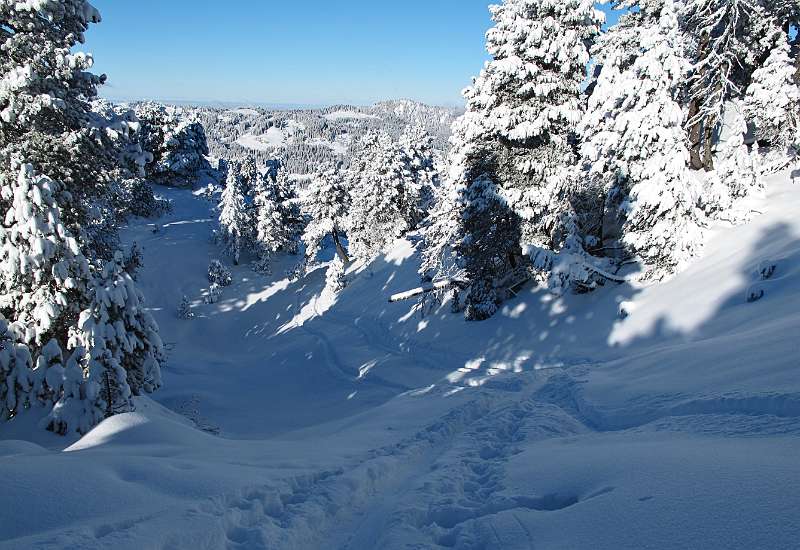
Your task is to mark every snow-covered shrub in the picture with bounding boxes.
[177,296,193,319]
[325,257,347,293]
[208,260,232,287]
[204,283,223,304]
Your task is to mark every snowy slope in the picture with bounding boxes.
[1,171,799,549]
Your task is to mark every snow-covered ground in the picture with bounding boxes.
[230,108,260,117]
[1,171,799,549]
[309,134,350,155]
[323,110,379,121]
[235,128,288,151]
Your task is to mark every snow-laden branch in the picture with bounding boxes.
[388,279,468,303]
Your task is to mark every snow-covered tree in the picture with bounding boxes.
[301,167,351,267]
[745,35,800,156]
[0,316,32,420]
[51,254,163,433]
[582,0,706,277]
[702,99,761,216]
[207,259,232,287]
[0,163,91,346]
[252,169,302,272]
[134,102,212,187]
[453,167,523,320]
[177,295,193,319]
[239,155,260,196]
[458,0,603,248]
[683,0,778,169]
[1,1,164,433]
[347,131,437,261]
[424,0,604,318]
[122,241,144,281]
[218,163,250,265]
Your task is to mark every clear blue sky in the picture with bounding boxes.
[87,1,621,107]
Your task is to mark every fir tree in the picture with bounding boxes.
[745,34,800,156]
[134,102,212,187]
[582,0,705,278]
[426,0,603,318]
[252,169,303,271]
[218,163,250,265]
[301,167,351,268]
[683,0,777,169]
[177,295,193,319]
[1,1,165,433]
[347,131,436,261]
[53,253,163,433]
[0,316,33,420]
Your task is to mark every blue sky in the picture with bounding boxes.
[88,1,620,107]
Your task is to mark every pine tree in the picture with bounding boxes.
[683,0,778,169]
[30,339,65,410]
[252,169,302,271]
[582,0,705,278]
[0,1,166,434]
[425,0,603,318]
[134,102,212,187]
[347,131,436,261]
[301,167,351,268]
[0,316,33,420]
[177,295,193,319]
[0,163,91,346]
[52,253,163,433]
[455,168,523,320]
[745,34,800,157]
[218,163,250,265]
[239,155,260,196]
[459,0,603,248]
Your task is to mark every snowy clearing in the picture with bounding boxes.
[230,108,260,116]
[235,128,287,150]
[323,110,380,121]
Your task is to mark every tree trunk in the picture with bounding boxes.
[331,228,350,264]
[688,33,710,171]
[688,99,705,170]
[703,122,715,171]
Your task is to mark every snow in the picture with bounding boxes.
[235,127,287,150]
[323,110,379,121]
[230,108,259,116]
[309,136,349,155]
[1,171,799,549]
